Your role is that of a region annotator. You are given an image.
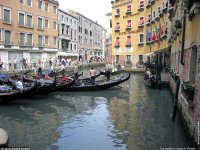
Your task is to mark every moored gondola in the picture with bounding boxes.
[59,73,130,91]
[0,81,37,104]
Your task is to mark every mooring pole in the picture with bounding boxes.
[172,78,180,121]
[156,52,162,89]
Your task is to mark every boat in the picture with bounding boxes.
[55,76,75,90]
[99,69,121,76]
[0,81,37,104]
[59,73,130,91]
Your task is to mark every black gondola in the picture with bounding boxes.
[0,81,37,104]
[99,70,121,76]
[59,73,130,91]
[55,77,75,90]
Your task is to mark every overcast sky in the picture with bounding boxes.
[58,0,112,27]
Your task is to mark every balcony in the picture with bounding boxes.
[155,15,160,21]
[126,26,132,30]
[162,7,167,13]
[138,42,144,46]
[37,26,44,31]
[126,10,132,15]
[59,34,71,41]
[138,6,144,11]
[151,0,155,5]
[3,19,12,25]
[146,21,151,26]
[115,13,120,17]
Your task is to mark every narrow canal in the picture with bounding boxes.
[0,74,194,150]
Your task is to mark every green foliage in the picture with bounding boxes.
[182,0,193,11]
[183,81,195,92]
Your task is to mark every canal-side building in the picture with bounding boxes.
[68,11,106,62]
[110,0,171,67]
[57,9,78,60]
[105,12,113,63]
[167,0,200,145]
[0,0,59,70]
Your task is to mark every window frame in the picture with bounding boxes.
[18,11,25,27]
[38,0,43,10]
[53,36,57,46]
[19,32,26,46]
[26,0,32,7]
[27,33,33,46]
[19,0,24,5]
[26,13,33,28]
[38,35,43,46]
[44,18,49,28]
[3,7,12,24]
[44,35,49,45]
[139,33,144,43]
[4,30,12,44]
[53,21,57,30]
[44,2,49,12]
[0,29,2,41]
[37,16,43,29]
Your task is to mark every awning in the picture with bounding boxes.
[57,52,79,57]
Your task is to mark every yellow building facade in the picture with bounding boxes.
[111,0,171,67]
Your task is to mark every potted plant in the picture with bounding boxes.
[182,81,195,101]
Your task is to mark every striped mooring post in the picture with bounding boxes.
[0,128,8,148]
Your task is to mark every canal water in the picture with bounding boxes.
[0,73,194,150]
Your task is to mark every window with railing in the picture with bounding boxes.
[126,5,132,13]
[3,8,11,24]
[126,20,131,29]
[138,17,144,27]
[139,1,144,9]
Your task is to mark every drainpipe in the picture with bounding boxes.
[172,78,180,121]
[181,10,186,65]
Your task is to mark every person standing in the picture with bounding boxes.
[0,59,3,70]
[90,67,96,85]
[60,64,65,77]
[15,79,23,93]
[74,64,78,80]
[105,63,111,81]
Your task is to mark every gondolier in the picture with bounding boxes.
[90,67,96,85]
[74,64,78,80]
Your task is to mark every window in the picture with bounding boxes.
[148,14,151,22]
[116,8,120,16]
[138,17,144,26]
[115,37,120,46]
[126,36,131,45]
[74,44,76,50]
[26,14,32,28]
[44,3,49,11]
[38,35,43,46]
[44,18,49,28]
[45,36,49,45]
[126,20,131,28]
[127,5,131,12]
[127,55,131,61]
[38,0,42,10]
[53,37,57,46]
[115,22,120,30]
[53,21,57,29]
[19,33,25,45]
[19,12,25,26]
[19,0,24,4]
[27,34,32,46]
[139,1,144,8]
[53,6,57,14]
[4,30,11,45]
[3,8,11,24]
[0,30,2,41]
[38,17,43,29]
[153,11,156,19]
[158,7,161,14]
[26,0,32,6]
[139,34,144,43]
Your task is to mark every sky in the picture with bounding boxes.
[58,0,112,27]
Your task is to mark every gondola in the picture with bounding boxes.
[23,75,58,94]
[0,81,37,104]
[99,69,121,76]
[59,73,130,91]
[55,77,75,90]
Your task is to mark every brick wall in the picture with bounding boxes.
[180,49,190,81]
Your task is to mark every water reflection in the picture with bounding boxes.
[0,74,194,150]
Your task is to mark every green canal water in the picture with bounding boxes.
[0,74,194,150]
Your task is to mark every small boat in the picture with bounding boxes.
[59,73,130,91]
[99,70,121,76]
[0,81,37,104]
[144,74,156,87]
[55,77,75,90]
